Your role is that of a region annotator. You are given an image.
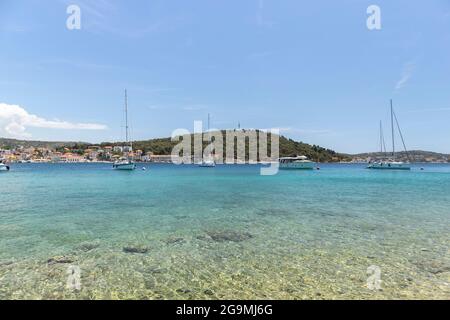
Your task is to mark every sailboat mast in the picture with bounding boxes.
[379,121,383,154]
[125,89,129,144]
[391,99,395,160]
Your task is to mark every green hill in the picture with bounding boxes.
[0,138,87,149]
[352,150,450,163]
[103,130,346,162]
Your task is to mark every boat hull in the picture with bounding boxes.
[280,162,316,170]
[113,163,136,170]
[199,161,216,167]
[367,163,411,170]
[0,165,10,172]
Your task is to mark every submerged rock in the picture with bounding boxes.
[123,245,149,254]
[196,235,210,241]
[206,230,253,243]
[165,237,186,245]
[411,259,450,275]
[176,288,192,294]
[143,266,167,274]
[76,242,100,252]
[0,260,14,267]
[204,289,215,296]
[256,208,291,216]
[47,256,74,265]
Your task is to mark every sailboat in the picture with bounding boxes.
[367,100,411,170]
[113,90,136,171]
[199,113,216,167]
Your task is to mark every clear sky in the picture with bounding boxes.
[1,0,450,153]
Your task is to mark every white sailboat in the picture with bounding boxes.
[113,90,136,171]
[199,113,216,167]
[367,100,411,170]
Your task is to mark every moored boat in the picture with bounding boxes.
[113,90,136,171]
[367,161,411,170]
[0,163,10,172]
[279,156,315,170]
[367,100,411,171]
[199,159,216,167]
[113,160,136,170]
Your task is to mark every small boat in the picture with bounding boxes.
[199,159,216,167]
[279,156,315,170]
[113,159,136,170]
[113,90,136,171]
[367,100,411,171]
[0,163,10,172]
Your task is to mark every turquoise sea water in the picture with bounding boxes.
[0,163,449,300]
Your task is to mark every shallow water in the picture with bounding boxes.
[0,163,449,300]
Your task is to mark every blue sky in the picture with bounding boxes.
[1,0,450,153]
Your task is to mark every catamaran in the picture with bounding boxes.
[113,90,136,171]
[367,100,411,170]
[279,156,316,170]
[199,113,216,167]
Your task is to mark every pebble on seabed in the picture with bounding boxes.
[47,256,74,265]
[123,245,149,254]
[205,230,253,242]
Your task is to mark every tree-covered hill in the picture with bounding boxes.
[0,138,87,149]
[103,130,347,162]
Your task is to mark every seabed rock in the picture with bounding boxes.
[283,287,297,294]
[412,259,450,275]
[176,288,192,294]
[256,208,291,217]
[76,242,100,252]
[196,235,210,241]
[204,289,215,296]
[0,260,14,267]
[47,256,75,265]
[165,237,186,245]
[206,230,253,243]
[123,245,149,254]
[145,267,167,274]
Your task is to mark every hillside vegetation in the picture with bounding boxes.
[105,130,346,162]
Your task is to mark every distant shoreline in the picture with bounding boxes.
[6,161,450,165]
